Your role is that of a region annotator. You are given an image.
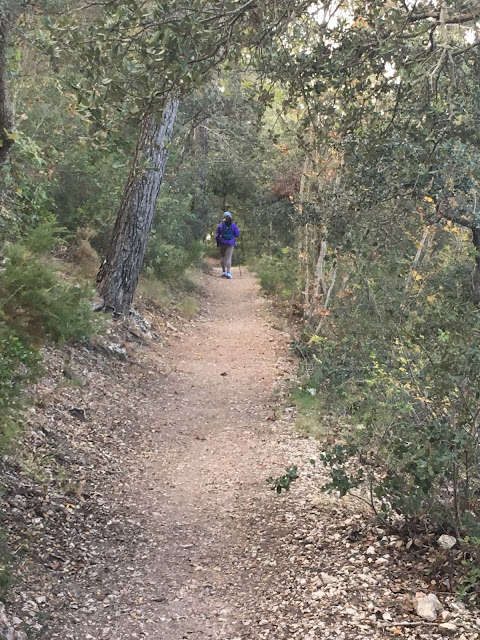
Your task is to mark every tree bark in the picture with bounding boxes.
[191,120,209,238]
[97,95,180,313]
[472,226,480,305]
[306,237,327,323]
[297,154,310,310]
[0,1,26,171]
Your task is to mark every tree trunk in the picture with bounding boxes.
[0,2,25,171]
[401,225,435,309]
[97,95,180,313]
[472,226,480,305]
[191,120,209,238]
[306,237,327,323]
[297,154,310,310]
[314,259,338,335]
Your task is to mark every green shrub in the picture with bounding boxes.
[23,220,65,255]
[0,325,42,450]
[0,223,99,447]
[254,249,299,300]
[144,236,204,282]
[1,244,97,343]
[306,247,480,539]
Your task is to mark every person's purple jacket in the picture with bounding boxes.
[216,221,240,247]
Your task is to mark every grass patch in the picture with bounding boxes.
[138,272,200,318]
[292,388,328,440]
[176,297,197,318]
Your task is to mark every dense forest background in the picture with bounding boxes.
[1,0,480,601]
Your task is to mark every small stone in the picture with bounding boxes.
[414,593,443,621]
[35,596,46,605]
[382,612,393,622]
[366,546,376,555]
[438,623,457,636]
[106,342,127,360]
[441,611,452,622]
[312,590,325,601]
[438,535,456,550]
[320,572,336,585]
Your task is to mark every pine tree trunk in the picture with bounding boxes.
[97,96,179,313]
[472,226,480,305]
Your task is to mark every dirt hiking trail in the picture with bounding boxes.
[38,265,477,640]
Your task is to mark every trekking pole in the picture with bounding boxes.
[237,244,242,278]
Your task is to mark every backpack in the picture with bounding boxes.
[221,221,234,241]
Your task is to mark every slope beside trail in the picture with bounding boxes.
[40,265,478,640]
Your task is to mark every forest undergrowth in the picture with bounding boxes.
[1,0,480,626]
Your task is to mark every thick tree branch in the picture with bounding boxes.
[436,201,474,230]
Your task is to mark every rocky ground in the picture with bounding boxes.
[0,264,479,639]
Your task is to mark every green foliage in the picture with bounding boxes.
[23,220,65,254]
[0,223,98,448]
[254,249,299,300]
[458,537,480,603]
[144,238,203,282]
[1,243,98,343]
[0,132,55,240]
[300,234,480,537]
[0,326,42,450]
[267,466,299,494]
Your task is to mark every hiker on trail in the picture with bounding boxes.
[216,211,239,279]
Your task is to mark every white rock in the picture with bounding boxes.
[438,535,456,550]
[311,590,325,601]
[382,612,393,622]
[107,342,127,360]
[414,593,443,621]
[366,546,376,555]
[320,572,337,585]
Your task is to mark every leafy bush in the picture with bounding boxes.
[267,466,299,494]
[0,223,99,447]
[306,242,480,539]
[254,249,299,300]
[144,236,204,282]
[0,326,42,450]
[1,244,97,343]
[0,133,55,241]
